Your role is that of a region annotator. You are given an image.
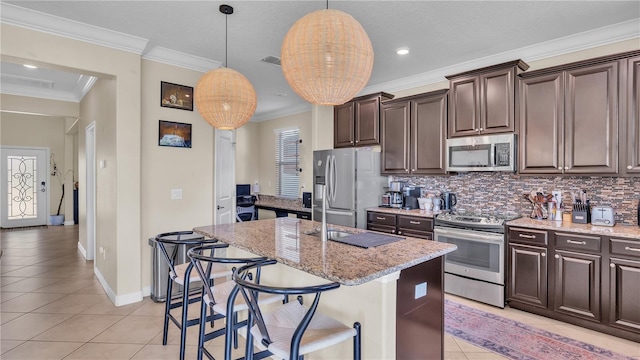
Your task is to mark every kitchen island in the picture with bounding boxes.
[194,217,457,359]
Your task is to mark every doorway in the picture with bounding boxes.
[85,122,96,260]
[215,130,235,225]
[0,146,50,228]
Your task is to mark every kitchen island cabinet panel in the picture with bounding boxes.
[554,250,601,322]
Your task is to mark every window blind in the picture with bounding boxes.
[275,128,300,198]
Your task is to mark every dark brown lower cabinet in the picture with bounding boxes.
[508,227,640,342]
[554,250,601,322]
[508,243,547,308]
[609,257,640,334]
[367,211,433,240]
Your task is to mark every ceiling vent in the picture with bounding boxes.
[1,74,54,88]
[260,56,281,66]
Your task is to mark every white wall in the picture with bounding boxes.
[140,59,215,290]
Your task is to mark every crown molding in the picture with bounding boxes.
[0,83,80,103]
[0,3,148,55]
[73,75,98,101]
[251,102,312,122]
[362,18,640,95]
[143,46,221,73]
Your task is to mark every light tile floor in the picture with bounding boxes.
[1,225,638,359]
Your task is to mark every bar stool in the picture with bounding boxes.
[155,231,231,360]
[188,244,285,360]
[233,259,362,360]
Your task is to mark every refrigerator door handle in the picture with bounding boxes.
[322,155,331,206]
[325,210,354,216]
[331,155,337,202]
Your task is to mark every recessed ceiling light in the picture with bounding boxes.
[23,64,38,69]
[396,48,410,55]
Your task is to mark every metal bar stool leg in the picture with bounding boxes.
[354,322,362,360]
[179,280,190,360]
[162,274,173,345]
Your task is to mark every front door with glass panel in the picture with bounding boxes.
[0,147,49,228]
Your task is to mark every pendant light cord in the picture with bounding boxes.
[225,13,228,68]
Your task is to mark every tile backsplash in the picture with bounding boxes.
[393,173,640,225]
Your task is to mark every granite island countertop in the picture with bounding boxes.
[507,218,640,240]
[194,217,457,286]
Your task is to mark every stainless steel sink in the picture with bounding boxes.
[305,229,353,240]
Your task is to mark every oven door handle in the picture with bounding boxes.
[434,227,504,244]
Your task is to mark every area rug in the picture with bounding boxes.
[445,299,637,360]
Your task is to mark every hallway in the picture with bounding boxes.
[1,225,638,359]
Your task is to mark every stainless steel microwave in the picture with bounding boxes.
[446,134,516,172]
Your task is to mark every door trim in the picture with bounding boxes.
[85,122,96,261]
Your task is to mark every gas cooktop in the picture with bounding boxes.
[435,212,520,232]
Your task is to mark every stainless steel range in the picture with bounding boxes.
[434,212,519,308]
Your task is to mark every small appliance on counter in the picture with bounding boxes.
[442,192,457,210]
[402,186,422,210]
[302,192,312,208]
[388,181,406,209]
[591,206,615,226]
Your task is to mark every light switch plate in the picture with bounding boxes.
[415,282,427,299]
[171,189,182,200]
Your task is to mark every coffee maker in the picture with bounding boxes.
[388,181,405,208]
[403,186,423,210]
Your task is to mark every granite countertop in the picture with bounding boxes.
[508,218,640,240]
[254,195,311,213]
[367,207,442,219]
[194,218,456,286]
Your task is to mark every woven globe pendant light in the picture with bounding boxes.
[281,8,374,106]
[195,5,257,130]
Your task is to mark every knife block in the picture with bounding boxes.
[572,205,591,224]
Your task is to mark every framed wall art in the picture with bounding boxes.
[160,81,193,111]
[158,120,192,148]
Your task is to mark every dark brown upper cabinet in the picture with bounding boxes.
[446,60,529,138]
[334,92,394,148]
[519,58,623,174]
[380,90,448,175]
[623,55,640,175]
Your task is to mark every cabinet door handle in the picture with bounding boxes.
[409,221,421,225]
[564,166,569,170]
[475,128,479,132]
[541,253,546,257]
[610,263,616,268]
[518,234,536,239]
[624,246,640,252]
[554,254,560,259]
[627,165,633,170]
[412,169,416,171]
[391,230,396,234]
[566,240,586,245]
[558,167,563,170]
[376,216,386,221]
[479,128,484,131]
[397,231,402,235]
[355,140,359,143]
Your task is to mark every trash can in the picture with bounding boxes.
[148,232,204,302]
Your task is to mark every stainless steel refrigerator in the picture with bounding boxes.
[313,148,386,229]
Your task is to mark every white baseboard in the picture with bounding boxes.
[94,266,143,307]
[77,242,87,258]
[141,285,151,298]
[63,220,75,226]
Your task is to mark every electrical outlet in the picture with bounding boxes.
[414,282,427,299]
[171,189,183,200]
